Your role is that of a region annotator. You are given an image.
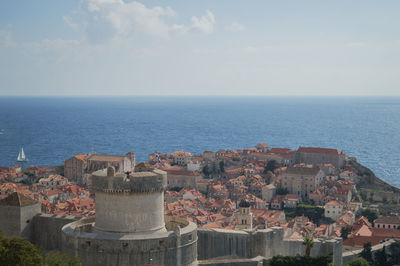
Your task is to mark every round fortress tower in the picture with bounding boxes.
[62,165,198,266]
[92,166,167,234]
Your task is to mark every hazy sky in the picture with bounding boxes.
[0,0,399,96]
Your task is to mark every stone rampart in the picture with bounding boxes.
[197,227,343,265]
[61,217,198,266]
[342,239,396,265]
[198,256,266,266]
[31,214,79,250]
[91,168,167,193]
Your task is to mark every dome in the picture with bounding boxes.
[239,199,250,208]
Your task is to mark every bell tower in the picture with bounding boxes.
[236,199,253,230]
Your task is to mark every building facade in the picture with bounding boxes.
[293,147,346,168]
[279,166,325,199]
[64,152,136,185]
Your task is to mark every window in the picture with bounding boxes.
[383,225,385,228]
[388,225,391,229]
[378,224,380,228]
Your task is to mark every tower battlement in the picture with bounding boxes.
[91,167,167,193]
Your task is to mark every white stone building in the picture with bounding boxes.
[324,200,344,221]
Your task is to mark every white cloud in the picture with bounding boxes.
[228,22,245,32]
[63,1,215,42]
[191,10,215,34]
[0,29,15,47]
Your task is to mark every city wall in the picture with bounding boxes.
[0,203,41,238]
[342,239,396,265]
[61,217,198,266]
[31,214,79,250]
[197,227,342,266]
[198,256,266,266]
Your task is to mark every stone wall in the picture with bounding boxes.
[198,228,250,259]
[61,218,198,266]
[197,227,343,266]
[20,203,41,238]
[0,202,41,238]
[95,191,165,233]
[342,239,395,265]
[0,205,21,237]
[64,156,85,183]
[293,151,344,168]
[198,256,266,266]
[31,214,78,250]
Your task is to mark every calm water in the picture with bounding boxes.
[0,96,399,186]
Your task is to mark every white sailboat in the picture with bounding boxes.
[17,147,28,162]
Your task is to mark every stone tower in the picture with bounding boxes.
[94,166,166,234]
[62,166,198,266]
[236,199,253,230]
[0,192,40,238]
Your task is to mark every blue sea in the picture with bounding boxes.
[0,96,399,186]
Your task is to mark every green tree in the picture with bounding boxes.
[219,161,225,173]
[265,170,274,183]
[360,242,373,265]
[0,232,80,266]
[341,227,352,240]
[202,165,211,177]
[269,254,332,266]
[264,160,279,173]
[43,250,81,266]
[346,257,369,266]
[361,209,378,224]
[389,242,400,265]
[303,236,314,257]
[0,232,43,266]
[374,246,387,266]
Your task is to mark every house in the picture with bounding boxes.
[187,160,201,172]
[171,151,192,166]
[38,174,68,190]
[248,181,265,199]
[209,184,229,200]
[324,200,344,221]
[309,189,325,205]
[271,195,284,209]
[374,216,400,229]
[180,188,203,201]
[165,169,201,188]
[283,194,301,208]
[64,152,135,185]
[256,142,270,153]
[202,151,215,161]
[262,184,276,202]
[293,147,346,169]
[279,166,325,200]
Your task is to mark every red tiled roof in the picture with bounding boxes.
[74,154,88,162]
[269,148,291,154]
[0,192,38,207]
[374,216,400,225]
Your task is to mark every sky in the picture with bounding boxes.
[0,0,399,96]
